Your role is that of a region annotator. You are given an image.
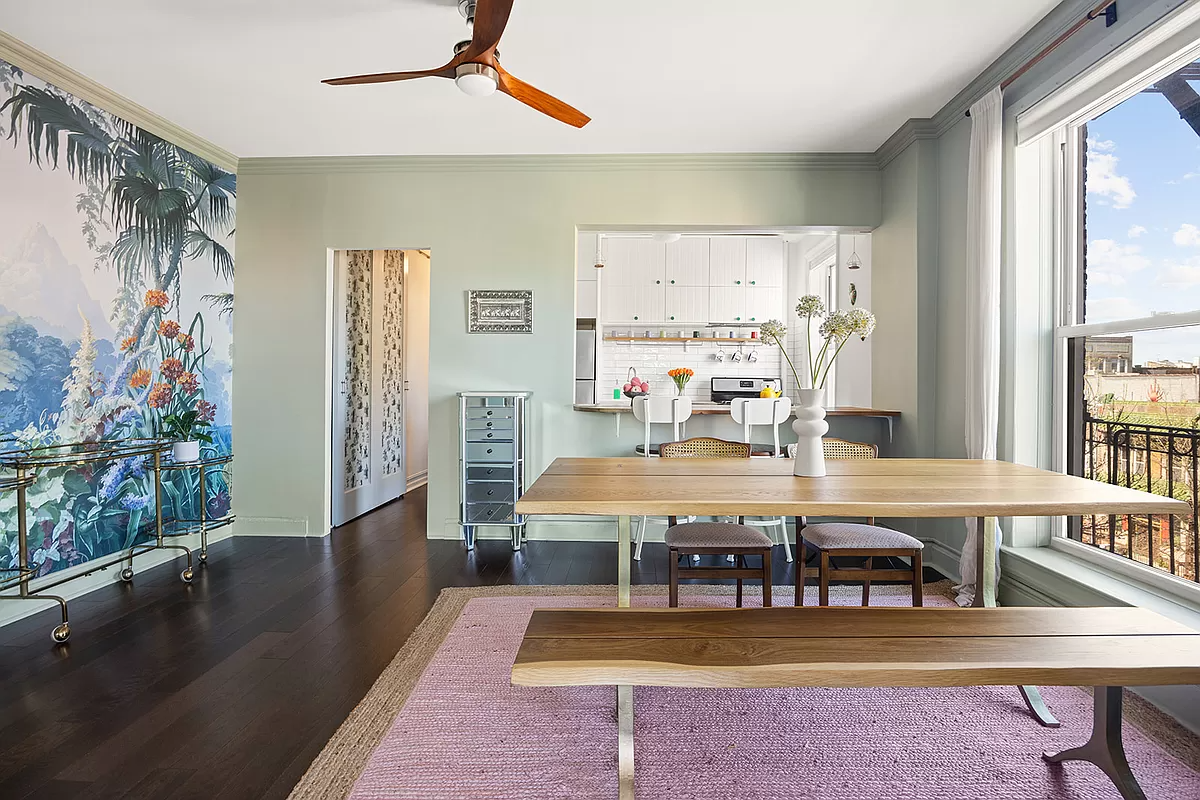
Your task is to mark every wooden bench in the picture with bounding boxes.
[512,606,1200,800]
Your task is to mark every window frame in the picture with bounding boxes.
[1030,12,1200,544]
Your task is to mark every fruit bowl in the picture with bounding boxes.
[623,388,649,400]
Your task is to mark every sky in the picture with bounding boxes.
[1084,61,1200,363]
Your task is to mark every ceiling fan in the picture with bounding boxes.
[322,0,590,128]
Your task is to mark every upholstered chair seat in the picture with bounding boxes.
[664,522,774,550]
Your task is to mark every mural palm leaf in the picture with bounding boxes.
[1,85,115,183]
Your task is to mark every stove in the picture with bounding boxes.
[710,377,782,404]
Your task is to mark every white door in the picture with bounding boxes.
[332,249,408,526]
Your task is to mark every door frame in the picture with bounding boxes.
[323,246,430,534]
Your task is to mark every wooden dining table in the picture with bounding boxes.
[514,456,1189,726]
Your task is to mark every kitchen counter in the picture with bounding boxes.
[574,402,900,441]
[573,402,899,417]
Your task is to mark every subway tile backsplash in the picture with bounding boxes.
[599,341,782,400]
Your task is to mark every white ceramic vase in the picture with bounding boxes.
[172,440,200,463]
[791,388,828,477]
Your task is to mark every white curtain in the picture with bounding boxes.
[956,87,1003,607]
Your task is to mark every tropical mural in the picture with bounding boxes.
[0,58,234,577]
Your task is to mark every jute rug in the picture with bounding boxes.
[289,582,1200,799]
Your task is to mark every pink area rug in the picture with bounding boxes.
[322,586,1200,800]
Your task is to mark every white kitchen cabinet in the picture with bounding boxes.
[708,288,746,323]
[745,238,785,287]
[709,237,747,289]
[631,284,665,323]
[664,286,709,323]
[665,239,709,287]
[601,282,632,321]
[604,237,664,286]
[744,285,784,324]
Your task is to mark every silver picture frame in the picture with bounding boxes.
[467,289,534,333]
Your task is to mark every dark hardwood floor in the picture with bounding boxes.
[0,487,940,800]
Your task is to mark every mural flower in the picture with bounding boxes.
[148,382,173,409]
[176,333,194,352]
[160,358,184,382]
[128,368,151,389]
[158,320,181,339]
[176,372,199,394]
[197,400,217,423]
[144,290,169,309]
[119,335,138,352]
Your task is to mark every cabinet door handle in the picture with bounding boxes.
[735,316,741,321]
[486,432,493,438]
[487,448,493,454]
[633,315,639,320]
[486,410,493,416]
[669,316,675,320]
[750,280,756,285]
[735,280,741,285]
[486,421,493,428]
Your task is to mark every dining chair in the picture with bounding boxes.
[631,395,694,561]
[788,439,924,607]
[659,437,773,608]
[730,397,793,562]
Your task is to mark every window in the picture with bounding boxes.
[1053,51,1200,584]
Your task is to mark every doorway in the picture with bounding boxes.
[330,249,430,527]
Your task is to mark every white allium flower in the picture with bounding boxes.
[795,295,826,318]
[759,319,786,342]
[818,310,856,341]
[847,308,876,340]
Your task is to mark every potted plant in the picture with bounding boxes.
[760,296,875,477]
[161,408,213,463]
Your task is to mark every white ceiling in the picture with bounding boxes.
[0,0,1061,158]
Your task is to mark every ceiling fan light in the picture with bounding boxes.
[455,63,498,97]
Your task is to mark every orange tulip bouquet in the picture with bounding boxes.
[667,367,695,396]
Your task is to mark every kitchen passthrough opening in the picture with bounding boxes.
[573,229,872,409]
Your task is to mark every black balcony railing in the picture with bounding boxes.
[1078,414,1199,583]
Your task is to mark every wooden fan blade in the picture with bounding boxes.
[323,59,458,86]
[496,66,590,128]
[463,0,515,60]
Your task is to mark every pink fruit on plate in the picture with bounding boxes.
[623,383,633,392]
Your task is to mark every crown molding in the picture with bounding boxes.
[0,28,238,173]
[237,151,879,176]
[872,0,1162,165]
[874,118,939,169]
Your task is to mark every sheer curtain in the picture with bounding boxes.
[956,87,1003,607]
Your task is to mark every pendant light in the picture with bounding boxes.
[846,235,862,270]
[594,234,605,269]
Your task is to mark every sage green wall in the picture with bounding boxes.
[233,157,881,539]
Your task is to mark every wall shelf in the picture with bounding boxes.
[603,337,764,344]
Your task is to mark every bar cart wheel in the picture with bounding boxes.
[51,623,70,643]
[198,551,208,564]
[181,568,194,583]
[120,567,134,582]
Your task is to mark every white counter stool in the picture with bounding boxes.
[730,397,793,562]
[788,439,923,606]
[631,396,693,560]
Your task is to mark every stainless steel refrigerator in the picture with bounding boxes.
[574,329,596,404]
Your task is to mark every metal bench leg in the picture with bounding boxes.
[973,516,1060,727]
[618,684,634,800]
[1043,686,1146,800]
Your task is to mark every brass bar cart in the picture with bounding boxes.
[0,439,227,644]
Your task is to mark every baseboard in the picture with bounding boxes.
[0,527,232,629]
[406,471,428,493]
[232,516,314,537]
